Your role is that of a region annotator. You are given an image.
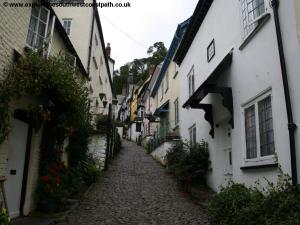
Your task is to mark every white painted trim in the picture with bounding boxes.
[241,88,276,163]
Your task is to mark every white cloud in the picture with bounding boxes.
[98,0,198,69]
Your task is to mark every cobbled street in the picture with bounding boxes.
[63,140,209,225]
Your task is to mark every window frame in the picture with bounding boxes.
[187,66,195,97]
[174,98,179,126]
[93,55,98,70]
[160,82,164,101]
[62,18,72,35]
[242,89,276,164]
[189,124,197,147]
[26,6,50,49]
[165,72,169,93]
[239,0,266,38]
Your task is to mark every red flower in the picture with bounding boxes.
[41,176,49,182]
[55,176,61,185]
[51,162,58,170]
[50,168,57,176]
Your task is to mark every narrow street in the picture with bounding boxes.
[63,140,209,225]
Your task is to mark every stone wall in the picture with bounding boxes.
[88,135,107,170]
[150,142,173,166]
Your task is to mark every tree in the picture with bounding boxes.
[113,41,167,94]
[113,64,129,95]
[147,41,167,66]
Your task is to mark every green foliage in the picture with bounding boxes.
[208,171,300,225]
[81,156,101,185]
[113,64,129,95]
[66,122,91,168]
[95,114,109,134]
[0,50,90,144]
[67,122,101,185]
[37,161,68,212]
[0,208,11,225]
[166,140,210,186]
[113,41,167,94]
[147,41,167,66]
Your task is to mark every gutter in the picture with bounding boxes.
[271,0,298,185]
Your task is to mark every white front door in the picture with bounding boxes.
[4,119,29,218]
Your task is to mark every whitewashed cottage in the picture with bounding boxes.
[175,0,300,191]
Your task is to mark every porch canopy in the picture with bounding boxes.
[154,100,169,117]
[182,50,234,138]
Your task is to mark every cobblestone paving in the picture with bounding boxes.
[64,140,209,225]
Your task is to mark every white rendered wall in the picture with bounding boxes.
[279,0,300,183]
[178,0,291,191]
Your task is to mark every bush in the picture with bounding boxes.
[37,161,68,212]
[0,208,11,225]
[165,140,209,186]
[208,172,300,225]
[81,156,101,185]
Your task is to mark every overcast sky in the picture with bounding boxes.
[97,0,198,70]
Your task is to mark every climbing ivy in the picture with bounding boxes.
[0,50,90,144]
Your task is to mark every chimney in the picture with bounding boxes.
[105,43,111,58]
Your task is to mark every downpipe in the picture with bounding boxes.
[271,0,298,185]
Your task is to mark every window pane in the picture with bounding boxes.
[245,105,257,159]
[38,22,46,37]
[29,16,38,31]
[40,8,48,23]
[36,35,44,48]
[26,30,35,46]
[32,6,39,17]
[240,0,265,37]
[188,76,191,96]
[192,75,195,93]
[258,96,275,156]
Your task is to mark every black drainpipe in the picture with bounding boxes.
[87,8,95,76]
[271,0,298,185]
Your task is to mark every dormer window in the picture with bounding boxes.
[26,6,50,49]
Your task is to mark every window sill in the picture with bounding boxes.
[239,13,271,50]
[241,155,278,170]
